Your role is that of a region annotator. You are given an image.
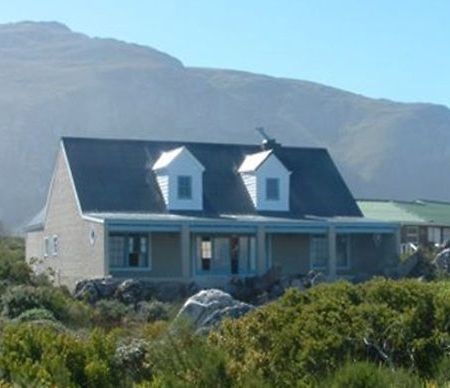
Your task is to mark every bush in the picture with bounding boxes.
[321,361,422,388]
[0,324,122,387]
[15,308,56,323]
[1,285,66,319]
[91,300,130,328]
[210,278,450,386]
[147,324,264,387]
[0,237,31,285]
[137,300,170,322]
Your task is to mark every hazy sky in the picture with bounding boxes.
[1,0,449,107]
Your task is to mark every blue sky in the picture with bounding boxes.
[1,0,449,107]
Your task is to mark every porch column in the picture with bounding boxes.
[181,224,191,279]
[328,226,337,280]
[103,224,110,277]
[256,225,267,275]
[394,227,401,256]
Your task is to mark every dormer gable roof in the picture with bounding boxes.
[152,146,205,172]
[238,149,272,173]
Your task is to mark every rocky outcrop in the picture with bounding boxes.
[173,289,254,334]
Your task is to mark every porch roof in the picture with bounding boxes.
[86,211,398,234]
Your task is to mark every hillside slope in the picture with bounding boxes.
[0,21,449,229]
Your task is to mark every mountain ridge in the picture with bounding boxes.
[0,21,449,230]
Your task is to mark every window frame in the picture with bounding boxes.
[265,177,280,201]
[177,175,193,200]
[109,233,151,270]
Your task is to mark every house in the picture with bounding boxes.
[357,199,450,253]
[25,136,399,289]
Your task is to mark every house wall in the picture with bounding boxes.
[33,146,105,290]
[109,232,183,279]
[25,230,44,262]
[271,234,311,275]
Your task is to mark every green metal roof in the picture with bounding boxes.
[357,200,450,226]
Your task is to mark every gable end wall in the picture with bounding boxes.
[38,145,105,290]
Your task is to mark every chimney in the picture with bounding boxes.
[255,127,280,150]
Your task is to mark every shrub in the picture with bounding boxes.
[147,324,264,387]
[1,285,69,320]
[137,300,170,322]
[210,278,450,386]
[0,237,31,285]
[91,299,130,328]
[321,361,422,388]
[15,308,56,323]
[0,324,122,387]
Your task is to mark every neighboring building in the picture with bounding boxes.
[358,199,450,253]
[25,136,399,289]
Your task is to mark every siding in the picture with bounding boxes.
[25,230,44,262]
[39,146,105,290]
[271,234,310,275]
[241,173,257,206]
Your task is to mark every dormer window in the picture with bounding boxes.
[266,178,280,201]
[152,147,204,211]
[177,175,192,200]
[238,150,290,211]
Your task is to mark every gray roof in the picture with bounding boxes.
[62,137,362,219]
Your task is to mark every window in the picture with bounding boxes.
[177,175,192,199]
[311,235,328,269]
[128,235,148,267]
[405,226,419,244]
[109,235,125,267]
[52,235,59,256]
[201,237,212,270]
[44,237,50,257]
[266,178,280,200]
[109,234,150,269]
[336,235,350,269]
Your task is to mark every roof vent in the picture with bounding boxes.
[256,127,280,150]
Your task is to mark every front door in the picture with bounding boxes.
[196,235,256,276]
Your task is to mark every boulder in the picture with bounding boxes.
[174,289,254,334]
[434,248,450,273]
[74,278,121,303]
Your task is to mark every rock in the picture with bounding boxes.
[115,279,147,304]
[74,279,101,303]
[74,278,121,303]
[174,289,254,334]
[434,248,450,273]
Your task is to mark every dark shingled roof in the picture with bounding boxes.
[62,137,362,219]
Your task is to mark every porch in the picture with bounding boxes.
[102,216,400,282]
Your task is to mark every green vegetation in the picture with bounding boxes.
[3,236,450,386]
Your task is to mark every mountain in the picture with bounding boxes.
[1,21,449,230]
